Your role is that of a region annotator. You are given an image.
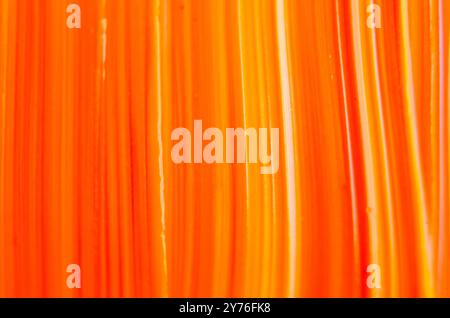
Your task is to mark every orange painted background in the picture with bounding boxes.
[0,0,449,298]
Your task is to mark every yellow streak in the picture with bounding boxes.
[399,0,433,296]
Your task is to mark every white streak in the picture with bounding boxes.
[237,0,251,235]
[335,0,361,286]
[276,0,297,297]
[156,1,169,284]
